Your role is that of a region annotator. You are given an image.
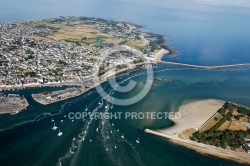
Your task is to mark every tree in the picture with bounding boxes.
[234,115,240,120]
[219,108,226,114]
[221,141,226,149]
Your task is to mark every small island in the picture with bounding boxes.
[145,99,250,164]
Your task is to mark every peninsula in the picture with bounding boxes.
[0,16,171,106]
[145,99,250,164]
[0,16,169,91]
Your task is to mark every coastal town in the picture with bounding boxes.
[0,16,168,113]
[0,16,162,91]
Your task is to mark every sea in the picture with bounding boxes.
[0,0,250,166]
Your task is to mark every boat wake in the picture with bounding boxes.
[57,101,103,166]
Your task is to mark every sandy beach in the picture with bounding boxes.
[145,99,250,164]
[154,48,169,62]
[158,99,225,136]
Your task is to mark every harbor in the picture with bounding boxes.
[0,93,29,115]
[31,81,93,105]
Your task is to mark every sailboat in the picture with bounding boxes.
[52,122,58,130]
[57,129,63,136]
[51,118,54,122]
[136,138,140,143]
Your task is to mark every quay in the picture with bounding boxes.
[0,93,29,115]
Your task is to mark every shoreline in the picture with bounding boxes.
[144,129,250,164]
[1,59,250,92]
[31,61,150,105]
[154,48,169,62]
[0,82,84,91]
[0,94,29,115]
[145,129,250,164]
[158,99,225,136]
[144,99,250,164]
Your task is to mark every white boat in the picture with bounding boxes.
[102,121,104,125]
[107,136,109,139]
[117,129,119,132]
[82,138,85,141]
[105,105,108,109]
[73,137,75,141]
[51,118,54,122]
[96,128,98,132]
[64,115,66,118]
[90,139,92,142]
[115,145,117,149]
[106,148,108,151]
[60,120,63,122]
[111,123,114,126]
[57,129,63,136]
[52,122,58,130]
[10,111,18,115]
[98,101,101,105]
[110,131,112,134]
[85,107,88,111]
[121,135,124,139]
[136,138,140,144]
[71,120,74,122]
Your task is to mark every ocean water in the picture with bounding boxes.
[1,0,250,166]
